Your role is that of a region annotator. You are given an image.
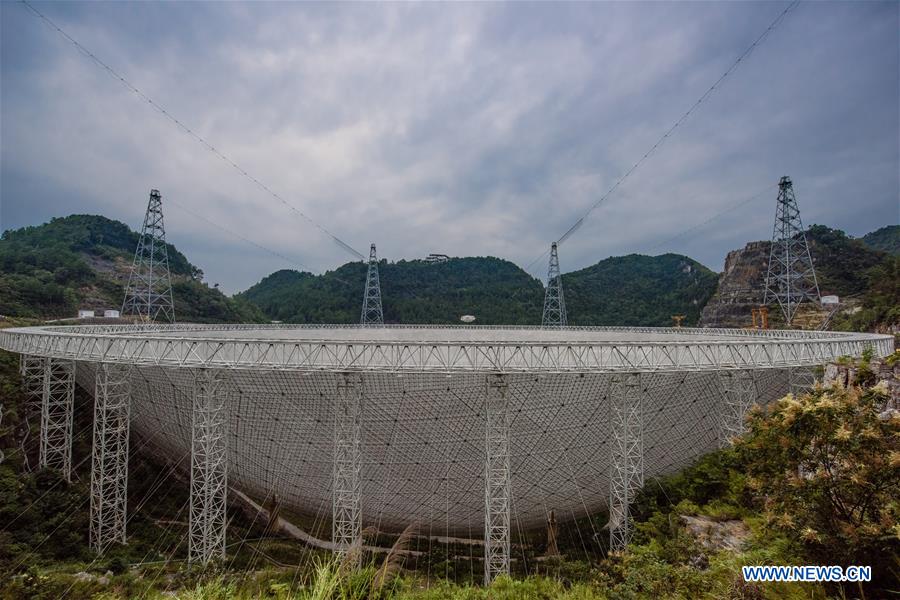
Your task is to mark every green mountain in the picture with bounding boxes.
[238,252,718,327]
[806,224,891,297]
[0,215,265,323]
[860,224,900,256]
[238,257,545,325]
[565,254,719,326]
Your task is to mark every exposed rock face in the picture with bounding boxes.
[700,240,831,329]
[824,356,900,410]
[680,514,750,551]
[699,241,770,328]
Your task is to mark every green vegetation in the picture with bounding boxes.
[861,224,900,255]
[239,253,716,327]
[0,215,265,323]
[832,255,900,333]
[805,224,889,297]
[238,257,544,325]
[564,254,718,326]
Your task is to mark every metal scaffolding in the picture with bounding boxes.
[608,373,643,552]
[542,242,567,327]
[332,373,363,560]
[484,375,511,584]
[20,354,45,402]
[90,363,131,554]
[718,370,757,447]
[189,369,228,565]
[122,189,176,323]
[789,366,816,396]
[361,244,384,326]
[40,358,75,481]
[764,176,820,326]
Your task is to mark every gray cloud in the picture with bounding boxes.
[1,1,897,293]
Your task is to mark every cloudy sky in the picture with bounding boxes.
[1,1,897,293]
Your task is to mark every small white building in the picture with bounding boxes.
[104,309,120,318]
[460,315,476,323]
[822,295,840,305]
[78,309,95,319]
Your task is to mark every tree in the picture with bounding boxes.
[739,380,900,588]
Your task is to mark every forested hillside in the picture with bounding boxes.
[0,215,265,323]
[565,254,718,326]
[238,257,545,325]
[238,253,718,326]
[861,224,900,255]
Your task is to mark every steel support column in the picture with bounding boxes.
[718,370,757,447]
[188,369,228,565]
[90,363,131,554]
[39,358,75,481]
[609,372,643,552]
[20,354,45,402]
[484,374,511,585]
[789,366,816,396]
[333,373,363,560]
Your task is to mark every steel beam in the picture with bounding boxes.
[484,374,511,584]
[332,373,363,561]
[718,370,757,447]
[609,372,643,552]
[188,369,228,565]
[39,357,75,481]
[90,363,131,554]
[0,326,891,375]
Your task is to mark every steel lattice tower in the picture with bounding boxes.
[718,370,757,448]
[122,189,176,323]
[39,358,75,481]
[332,374,363,561]
[763,177,820,326]
[542,243,567,327]
[90,363,131,554]
[360,244,384,326]
[484,375,511,584]
[188,370,228,565]
[20,355,45,403]
[608,373,643,552]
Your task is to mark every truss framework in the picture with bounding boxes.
[484,375,511,584]
[542,242,567,327]
[608,373,643,552]
[122,189,176,323]
[40,358,75,481]
[91,363,131,554]
[333,373,363,560]
[764,176,820,325]
[789,366,816,396]
[2,326,890,375]
[189,369,228,565]
[361,244,384,326]
[20,354,45,402]
[718,370,757,448]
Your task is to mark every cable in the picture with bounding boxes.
[20,0,365,262]
[525,0,801,271]
[165,197,318,274]
[642,183,777,254]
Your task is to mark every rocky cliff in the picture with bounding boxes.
[699,241,770,328]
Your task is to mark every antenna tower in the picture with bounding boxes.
[763,176,820,326]
[541,242,567,327]
[122,189,176,323]
[360,244,384,326]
